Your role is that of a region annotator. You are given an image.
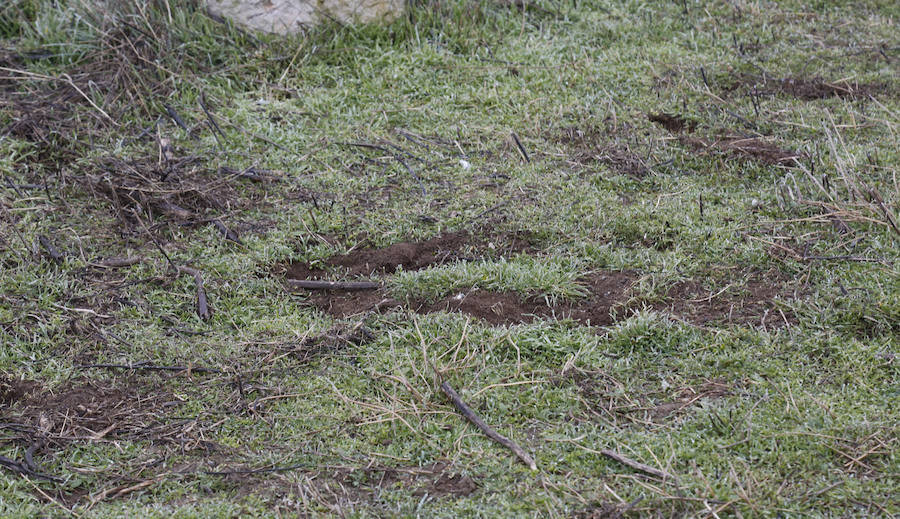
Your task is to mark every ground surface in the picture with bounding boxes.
[0,0,898,517]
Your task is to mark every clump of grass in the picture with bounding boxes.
[391,254,588,302]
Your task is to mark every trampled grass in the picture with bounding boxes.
[1,0,898,517]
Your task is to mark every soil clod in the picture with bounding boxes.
[648,112,695,133]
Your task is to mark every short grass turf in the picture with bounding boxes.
[1,0,898,517]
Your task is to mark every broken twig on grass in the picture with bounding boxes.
[212,219,242,245]
[440,381,537,470]
[599,449,676,481]
[509,132,531,163]
[37,235,63,263]
[553,438,677,481]
[93,256,143,268]
[287,279,381,291]
[178,266,211,320]
[0,454,62,482]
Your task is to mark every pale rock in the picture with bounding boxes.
[205,0,405,34]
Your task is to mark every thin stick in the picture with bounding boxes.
[287,279,381,291]
[0,454,62,482]
[510,132,531,163]
[440,381,537,470]
[599,449,676,480]
[178,266,211,320]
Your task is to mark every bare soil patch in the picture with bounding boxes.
[679,135,802,167]
[2,377,198,450]
[726,75,890,100]
[287,231,473,279]
[286,230,536,280]
[648,112,696,133]
[288,249,794,328]
[419,271,638,326]
[0,374,40,406]
[420,290,548,326]
[656,271,795,327]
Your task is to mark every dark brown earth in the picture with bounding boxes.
[727,75,889,100]
[285,233,795,327]
[680,135,802,166]
[286,231,534,280]
[0,375,40,406]
[419,271,639,326]
[648,112,696,133]
[659,271,796,327]
[4,377,195,448]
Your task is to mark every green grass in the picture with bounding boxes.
[1,0,898,517]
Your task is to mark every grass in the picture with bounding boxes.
[1,0,898,517]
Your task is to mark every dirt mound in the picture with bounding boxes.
[566,272,640,325]
[421,290,549,326]
[285,234,794,328]
[288,232,473,279]
[287,231,536,280]
[420,272,638,326]
[291,264,793,328]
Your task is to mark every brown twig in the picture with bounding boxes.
[92,256,143,268]
[286,279,381,291]
[440,381,537,470]
[178,266,211,320]
[0,454,62,482]
[599,449,676,481]
[509,132,531,163]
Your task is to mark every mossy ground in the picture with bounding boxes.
[1,0,897,517]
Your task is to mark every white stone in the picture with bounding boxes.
[205,0,404,34]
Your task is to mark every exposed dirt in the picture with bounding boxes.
[420,271,638,326]
[726,75,890,100]
[680,135,802,167]
[648,112,696,133]
[289,245,794,328]
[288,231,473,279]
[657,271,795,327]
[5,377,195,447]
[420,290,549,326]
[303,290,399,319]
[286,230,537,280]
[0,375,39,406]
[422,472,479,497]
